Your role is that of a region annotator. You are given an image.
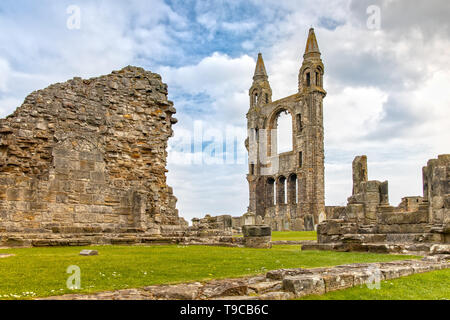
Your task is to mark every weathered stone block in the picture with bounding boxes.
[242,225,271,237]
[282,275,325,297]
[322,273,354,292]
[79,250,98,256]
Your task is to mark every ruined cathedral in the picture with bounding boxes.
[245,28,326,231]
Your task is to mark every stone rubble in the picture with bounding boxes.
[306,155,449,254]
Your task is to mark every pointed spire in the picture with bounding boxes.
[304,28,321,58]
[253,53,268,81]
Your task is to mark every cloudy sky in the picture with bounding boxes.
[0,0,449,222]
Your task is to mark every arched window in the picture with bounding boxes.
[316,67,323,87]
[253,92,258,105]
[275,111,293,154]
[288,174,297,204]
[306,72,311,87]
[277,176,287,205]
[266,178,275,206]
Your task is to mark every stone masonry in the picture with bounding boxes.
[305,154,450,254]
[0,66,188,246]
[245,28,326,231]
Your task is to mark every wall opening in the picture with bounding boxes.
[276,111,293,154]
[288,174,297,204]
[277,176,287,205]
[253,91,258,105]
[266,177,275,206]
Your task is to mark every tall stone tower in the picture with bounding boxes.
[245,28,326,231]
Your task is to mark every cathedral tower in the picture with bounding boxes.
[245,28,326,231]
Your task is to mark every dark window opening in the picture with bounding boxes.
[315,72,320,86]
[296,114,303,132]
[299,151,303,168]
[250,164,255,175]
[277,176,287,205]
[267,178,275,206]
[306,73,311,87]
[265,93,269,104]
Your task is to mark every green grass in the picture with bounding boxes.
[299,269,450,300]
[271,231,317,241]
[0,245,417,300]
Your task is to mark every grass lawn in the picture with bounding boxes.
[271,231,317,241]
[299,268,450,300]
[0,244,418,300]
[233,231,317,241]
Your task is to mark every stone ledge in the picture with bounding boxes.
[0,233,238,248]
[302,242,442,254]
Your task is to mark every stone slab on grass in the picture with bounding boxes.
[79,250,98,256]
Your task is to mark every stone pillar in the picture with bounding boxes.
[423,155,449,225]
[242,225,272,248]
[352,156,368,195]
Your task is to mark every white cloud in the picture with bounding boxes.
[0,58,11,92]
[159,52,253,97]
[0,97,22,118]
[325,86,388,147]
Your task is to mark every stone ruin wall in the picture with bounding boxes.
[0,66,188,244]
[315,154,449,252]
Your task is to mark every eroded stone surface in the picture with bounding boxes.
[0,66,188,245]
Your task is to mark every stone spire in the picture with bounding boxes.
[249,53,272,108]
[298,28,325,92]
[253,53,268,81]
[303,28,321,60]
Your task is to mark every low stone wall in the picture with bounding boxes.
[0,232,242,248]
[39,255,450,300]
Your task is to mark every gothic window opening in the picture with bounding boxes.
[276,110,293,154]
[299,151,303,168]
[253,91,258,106]
[265,93,269,104]
[277,176,287,205]
[315,72,320,86]
[306,72,311,87]
[267,178,275,206]
[288,174,298,204]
